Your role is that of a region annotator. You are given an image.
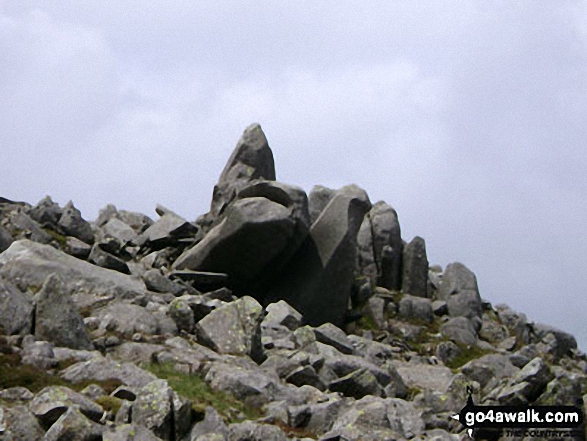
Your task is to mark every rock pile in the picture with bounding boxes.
[0,124,585,440]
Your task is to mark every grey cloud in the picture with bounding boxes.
[0,1,585,349]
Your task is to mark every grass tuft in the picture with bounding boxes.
[145,362,262,424]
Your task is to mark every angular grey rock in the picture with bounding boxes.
[168,297,195,333]
[58,201,95,244]
[96,203,118,227]
[211,123,276,218]
[0,225,13,253]
[189,406,228,441]
[329,368,383,399]
[285,365,325,391]
[29,386,103,429]
[205,361,291,407]
[103,218,138,244]
[331,396,424,439]
[97,302,172,338]
[117,209,154,233]
[89,243,130,274]
[65,236,92,259]
[0,387,34,403]
[264,300,302,331]
[461,354,519,389]
[228,420,288,441]
[435,341,461,365]
[398,294,433,323]
[478,314,509,343]
[174,197,295,294]
[447,288,482,320]
[511,356,554,401]
[495,303,530,345]
[533,323,578,360]
[313,323,354,355]
[61,356,158,389]
[394,362,454,392]
[369,201,402,290]
[437,262,478,299]
[34,274,93,350]
[30,195,63,227]
[356,214,377,282]
[0,405,45,440]
[142,268,186,296]
[21,339,57,370]
[7,210,53,244]
[43,406,104,441]
[308,185,335,224]
[401,236,429,297]
[0,240,148,300]
[267,185,371,327]
[0,278,33,335]
[196,296,264,361]
[440,316,478,346]
[103,424,162,441]
[322,347,392,388]
[139,210,197,248]
[132,379,174,441]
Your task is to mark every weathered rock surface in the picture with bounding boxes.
[401,236,429,297]
[58,201,95,244]
[34,274,93,350]
[0,240,147,300]
[195,296,264,361]
[0,125,585,441]
[211,123,276,218]
[0,278,33,335]
[267,185,371,327]
[174,197,296,294]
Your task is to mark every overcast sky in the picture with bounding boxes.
[1,1,586,350]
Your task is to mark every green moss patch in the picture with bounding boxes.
[0,352,121,395]
[445,344,493,370]
[145,362,262,424]
[42,227,67,248]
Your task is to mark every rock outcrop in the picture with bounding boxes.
[0,124,585,441]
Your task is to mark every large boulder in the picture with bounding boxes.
[439,262,482,319]
[58,201,95,244]
[0,240,148,300]
[195,296,264,362]
[0,278,33,335]
[34,274,93,350]
[0,225,13,253]
[401,236,429,297]
[173,197,296,294]
[369,201,403,290]
[138,209,197,249]
[30,195,63,227]
[210,123,276,218]
[266,185,371,327]
[308,185,335,224]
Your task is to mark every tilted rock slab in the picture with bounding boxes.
[0,240,148,300]
[174,197,296,293]
[267,185,371,327]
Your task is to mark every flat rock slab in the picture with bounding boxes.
[0,240,147,300]
[169,270,228,292]
[394,361,454,392]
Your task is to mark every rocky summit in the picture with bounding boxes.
[0,123,585,441]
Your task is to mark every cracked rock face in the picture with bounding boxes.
[0,124,585,441]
